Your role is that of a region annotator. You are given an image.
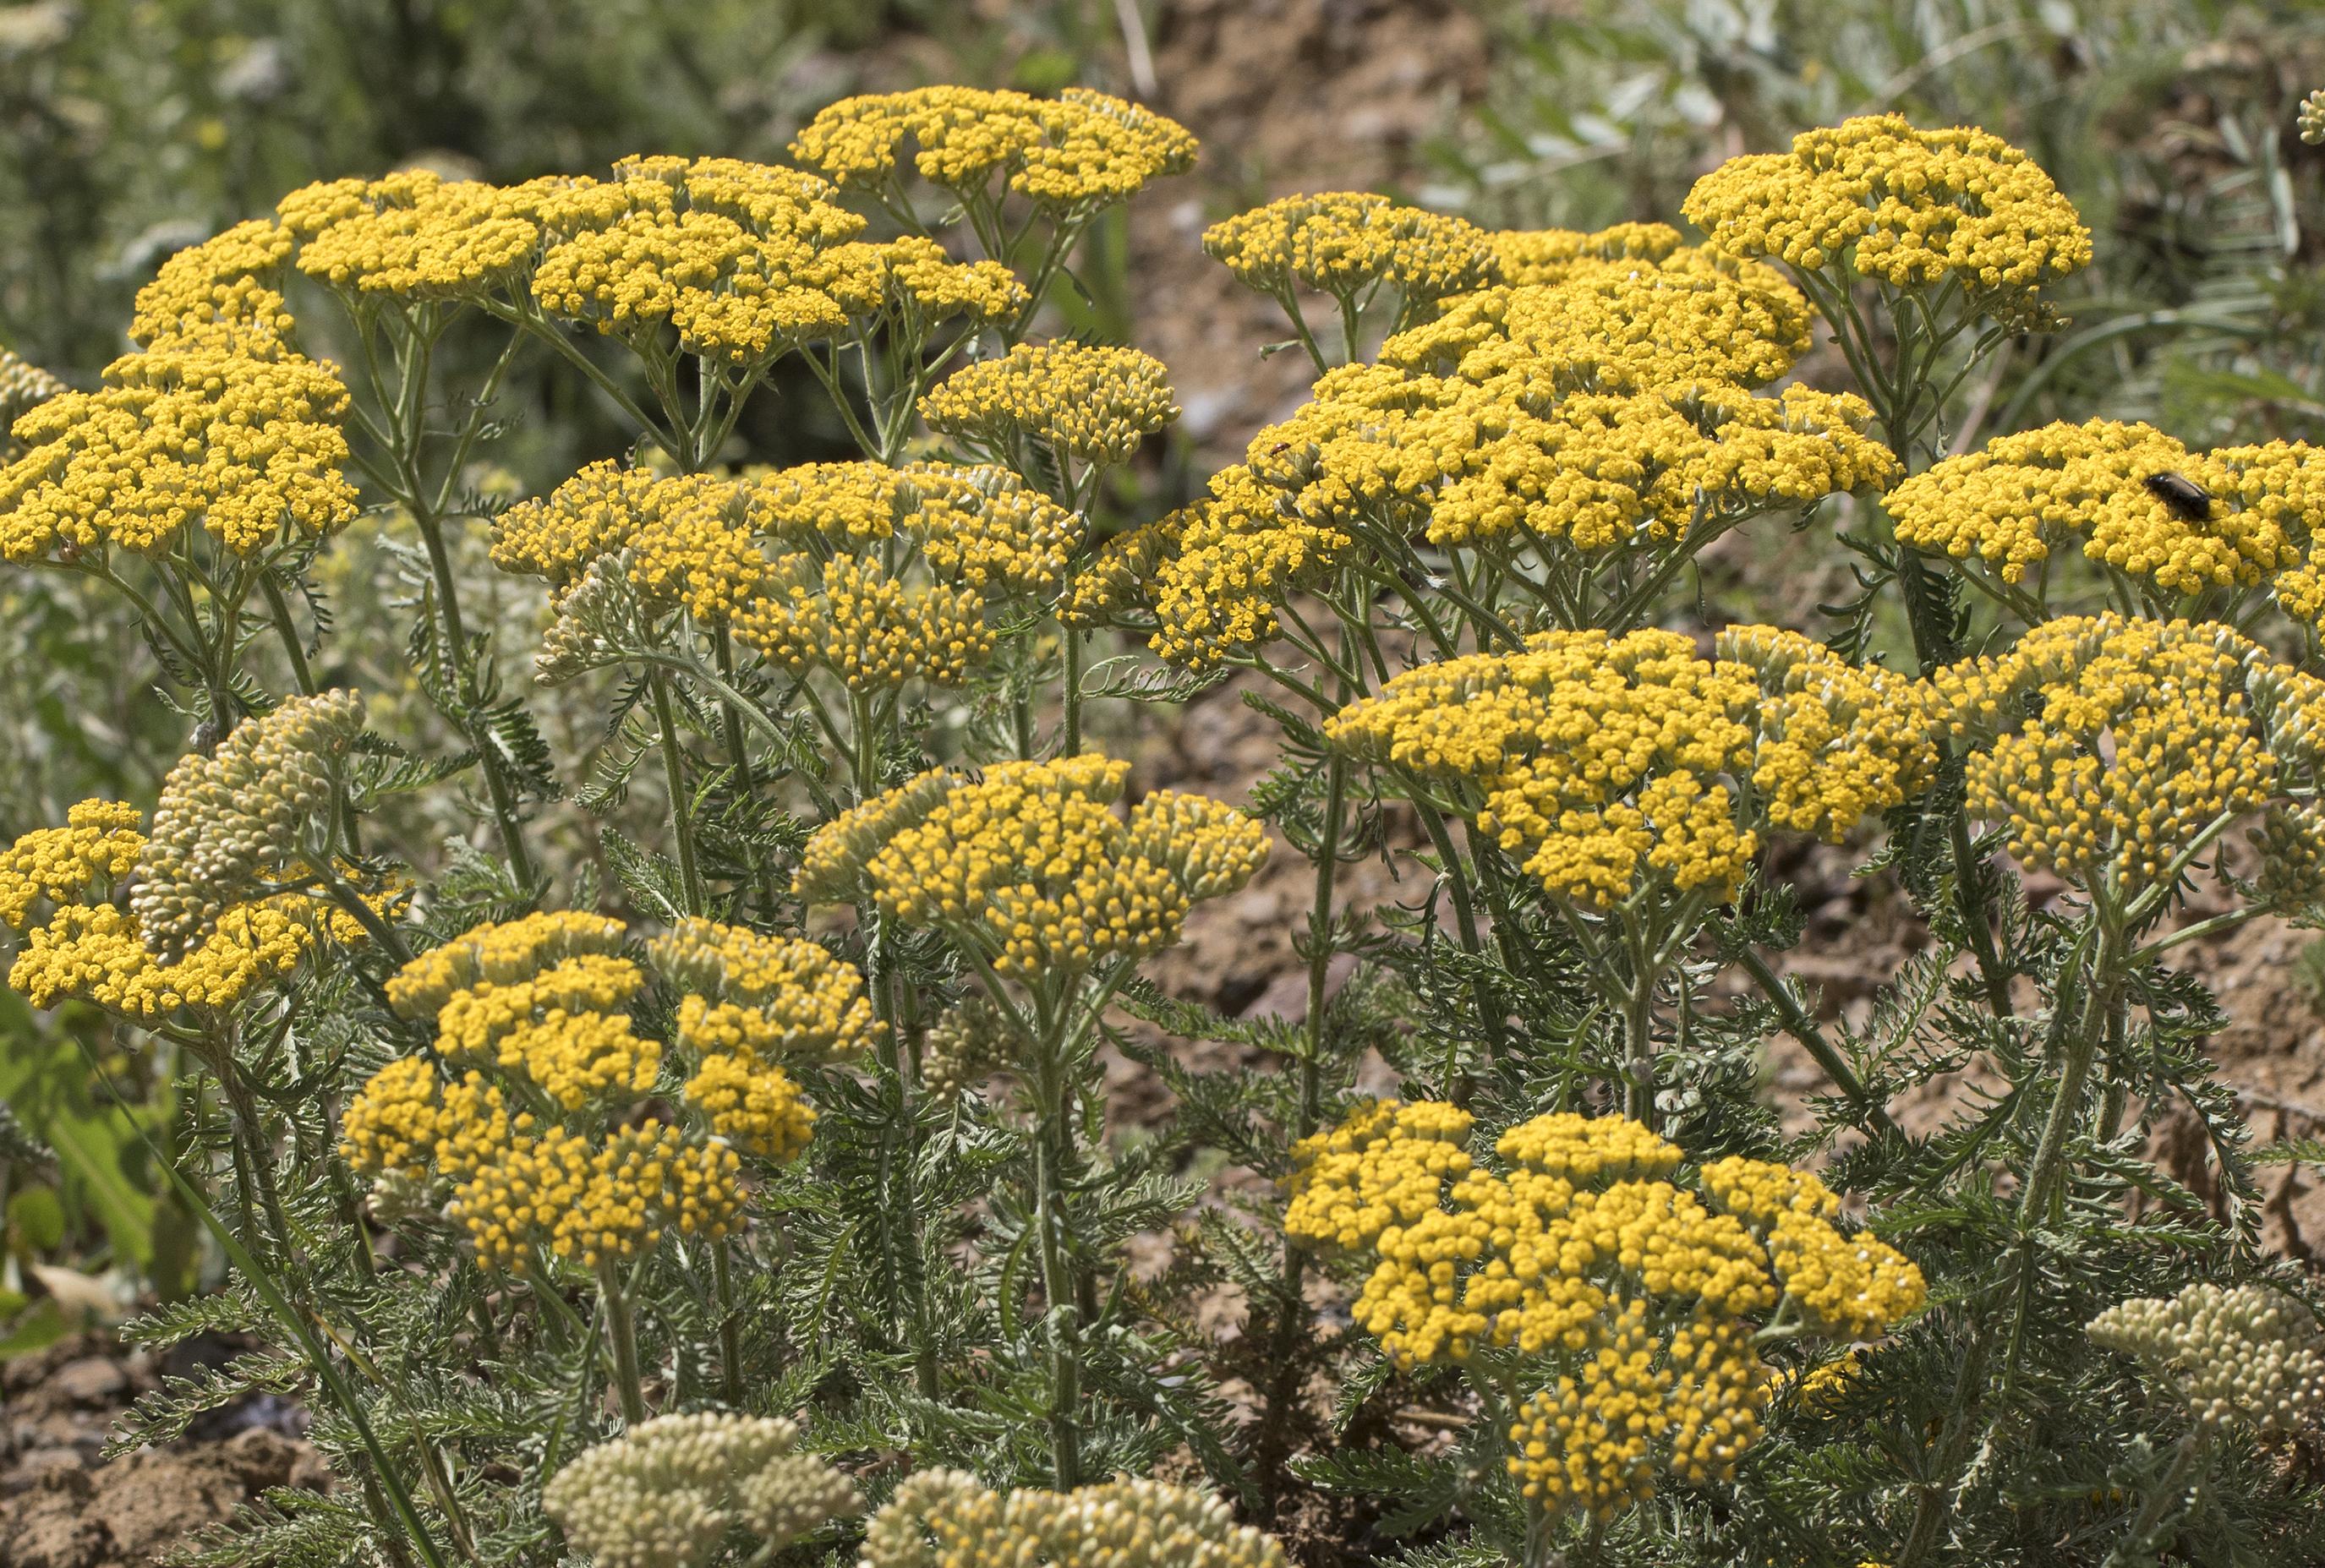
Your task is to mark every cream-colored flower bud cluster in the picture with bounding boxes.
[347,912,865,1273]
[131,691,364,962]
[2300,89,2325,146]
[793,753,1268,984]
[918,992,1012,1101]
[2088,1282,2325,1436]
[858,1470,1285,1568]
[544,1413,861,1568]
[1285,1102,1923,1523]
[1326,626,1935,910]
[0,349,66,458]
[1932,615,2305,893]
[921,341,1178,470]
[0,799,364,1020]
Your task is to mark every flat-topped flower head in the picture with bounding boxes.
[353,910,862,1274]
[790,85,1195,214]
[133,690,366,962]
[128,221,298,355]
[1682,115,2092,330]
[545,1414,861,1568]
[0,349,357,565]
[527,156,872,364]
[815,236,1026,332]
[1202,191,1499,309]
[920,341,1178,471]
[1886,421,2316,610]
[1327,626,1934,910]
[282,168,565,300]
[1486,222,1688,285]
[1286,1101,1920,1523]
[648,918,874,1063]
[792,754,1266,984]
[735,551,992,691]
[1934,615,2281,893]
[860,1471,1284,1568]
[1389,252,1813,392]
[384,909,630,1020]
[2090,1282,2325,1437]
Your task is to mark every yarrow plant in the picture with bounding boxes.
[0,77,2322,1568]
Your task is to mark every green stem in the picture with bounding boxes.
[711,1240,743,1408]
[648,669,706,917]
[597,1259,648,1425]
[2103,1430,2205,1568]
[260,573,317,697]
[1062,626,1083,754]
[1734,945,1899,1135]
[1031,1052,1084,1489]
[2020,923,2123,1227]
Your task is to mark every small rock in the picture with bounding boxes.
[0,1446,85,1496]
[47,1357,127,1407]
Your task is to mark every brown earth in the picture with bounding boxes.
[0,1334,326,1567]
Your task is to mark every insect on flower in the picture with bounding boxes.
[2142,469,2214,522]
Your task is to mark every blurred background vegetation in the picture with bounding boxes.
[4,0,2323,1324]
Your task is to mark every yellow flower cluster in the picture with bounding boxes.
[1202,192,1498,307]
[351,911,862,1273]
[528,156,878,363]
[648,917,874,1063]
[0,347,358,565]
[1885,421,2322,604]
[1485,222,1686,286]
[1327,627,1935,908]
[1386,240,1812,392]
[1286,1101,1922,1522]
[792,754,1268,984]
[0,800,342,1019]
[452,1123,745,1271]
[860,1470,1286,1568]
[127,220,298,356]
[790,85,1197,213]
[495,459,1081,688]
[920,341,1179,469]
[1933,615,2278,892]
[1129,471,1349,667]
[282,167,562,298]
[1104,219,1882,664]
[279,156,1026,358]
[1682,115,2092,328]
[383,908,628,1019]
